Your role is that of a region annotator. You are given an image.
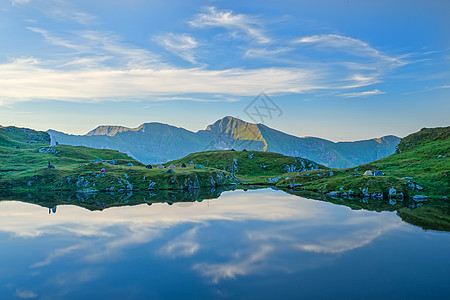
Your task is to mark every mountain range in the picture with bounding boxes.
[48,116,400,168]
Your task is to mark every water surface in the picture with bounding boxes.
[0,189,449,299]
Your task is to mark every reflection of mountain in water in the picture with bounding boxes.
[0,187,447,232]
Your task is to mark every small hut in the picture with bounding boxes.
[157,164,165,169]
[195,164,205,169]
[146,165,153,169]
[166,169,174,173]
[169,164,176,168]
[363,170,373,176]
[181,163,187,168]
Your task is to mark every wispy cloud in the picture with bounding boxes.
[1,8,408,106]
[27,27,80,50]
[403,84,450,95]
[156,33,199,63]
[245,47,292,58]
[46,7,97,26]
[10,0,31,5]
[340,89,385,98]
[0,58,319,103]
[189,7,270,44]
[295,34,403,66]
[155,96,239,103]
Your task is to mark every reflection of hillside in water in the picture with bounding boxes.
[0,187,236,211]
[0,187,447,232]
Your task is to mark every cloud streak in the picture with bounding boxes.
[340,89,385,98]
[189,7,270,44]
[156,33,199,63]
[0,8,407,105]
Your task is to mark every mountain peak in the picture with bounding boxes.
[86,125,132,136]
[205,116,267,150]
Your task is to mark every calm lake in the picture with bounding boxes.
[0,188,449,299]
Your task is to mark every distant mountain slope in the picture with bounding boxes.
[48,116,400,167]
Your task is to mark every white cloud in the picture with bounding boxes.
[189,7,270,44]
[341,89,385,98]
[27,27,80,50]
[46,7,96,25]
[10,0,31,5]
[156,33,199,63]
[2,22,406,105]
[245,47,292,58]
[296,34,397,60]
[0,58,321,104]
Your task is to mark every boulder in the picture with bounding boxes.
[327,191,339,198]
[289,183,303,189]
[389,188,397,196]
[371,192,384,200]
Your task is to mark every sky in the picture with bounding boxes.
[0,0,449,141]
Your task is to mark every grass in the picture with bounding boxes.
[1,125,449,231]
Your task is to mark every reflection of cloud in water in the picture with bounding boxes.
[159,227,201,257]
[194,245,274,283]
[0,189,407,283]
[16,289,38,299]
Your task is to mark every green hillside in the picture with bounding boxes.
[0,126,239,193]
[1,125,449,231]
[166,150,324,178]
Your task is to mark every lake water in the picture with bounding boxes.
[0,188,449,299]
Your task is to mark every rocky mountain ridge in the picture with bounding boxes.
[48,116,401,168]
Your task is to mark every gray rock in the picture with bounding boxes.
[289,183,303,189]
[327,191,339,198]
[268,177,281,183]
[371,192,383,200]
[389,188,397,196]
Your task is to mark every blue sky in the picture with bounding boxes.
[0,0,449,141]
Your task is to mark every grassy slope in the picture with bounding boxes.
[2,125,449,231]
[0,127,238,192]
[271,126,449,198]
[165,150,325,179]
